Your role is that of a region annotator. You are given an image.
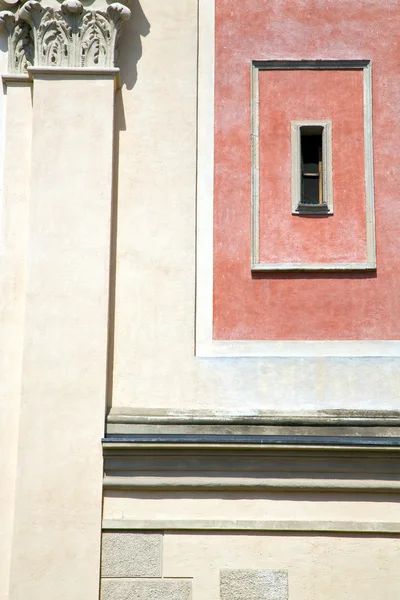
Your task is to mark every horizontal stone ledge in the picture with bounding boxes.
[103,475,400,493]
[28,67,119,76]
[2,74,30,85]
[28,67,120,85]
[103,440,400,491]
[103,434,400,448]
[106,408,400,427]
[2,68,121,86]
[106,424,400,438]
[102,519,400,534]
[103,441,400,464]
[103,441,400,453]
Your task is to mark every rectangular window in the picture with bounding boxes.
[301,125,323,206]
[291,120,333,215]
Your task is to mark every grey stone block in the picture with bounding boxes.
[101,579,192,600]
[220,569,288,600]
[101,532,162,578]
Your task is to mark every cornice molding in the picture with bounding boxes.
[107,408,400,426]
[0,0,130,73]
[106,408,400,438]
[103,440,400,493]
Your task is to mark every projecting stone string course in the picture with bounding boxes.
[0,0,130,71]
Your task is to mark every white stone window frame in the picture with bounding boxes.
[195,0,399,357]
[291,120,333,216]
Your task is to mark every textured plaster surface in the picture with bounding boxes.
[101,532,162,578]
[101,579,192,600]
[220,570,288,600]
[258,70,366,265]
[213,0,400,340]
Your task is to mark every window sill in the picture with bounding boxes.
[293,202,332,215]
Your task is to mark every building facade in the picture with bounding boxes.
[1,0,400,599]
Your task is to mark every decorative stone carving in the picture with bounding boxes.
[0,0,130,72]
[0,9,34,71]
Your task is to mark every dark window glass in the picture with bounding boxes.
[300,126,323,205]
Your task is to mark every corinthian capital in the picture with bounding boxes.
[0,0,131,72]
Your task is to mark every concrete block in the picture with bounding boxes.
[220,569,288,600]
[101,578,192,600]
[101,532,162,578]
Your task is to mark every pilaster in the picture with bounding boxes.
[0,1,130,599]
[0,74,31,600]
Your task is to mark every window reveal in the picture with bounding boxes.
[291,120,333,215]
[300,125,323,206]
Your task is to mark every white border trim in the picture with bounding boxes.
[195,2,399,357]
[251,60,376,272]
[364,62,376,267]
[196,0,215,353]
[196,340,400,358]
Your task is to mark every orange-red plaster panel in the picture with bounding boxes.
[213,0,400,341]
[258,69,366,264]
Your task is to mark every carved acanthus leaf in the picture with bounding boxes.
[0,9,15,33]
[0,0,130,72]
[11,18,34,71]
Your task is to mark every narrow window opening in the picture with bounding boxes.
[299,125,326,210]
[291,120,333,215]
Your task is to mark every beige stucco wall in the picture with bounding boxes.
[163,532,400,600]
[102,490,400,525]
[99,529,400,600]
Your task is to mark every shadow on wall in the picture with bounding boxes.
[0,30,8,55]
[107,0,149,405]
[252,268,378,282]
[118,0,150,91]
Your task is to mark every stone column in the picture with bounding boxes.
[0,1,130,598]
